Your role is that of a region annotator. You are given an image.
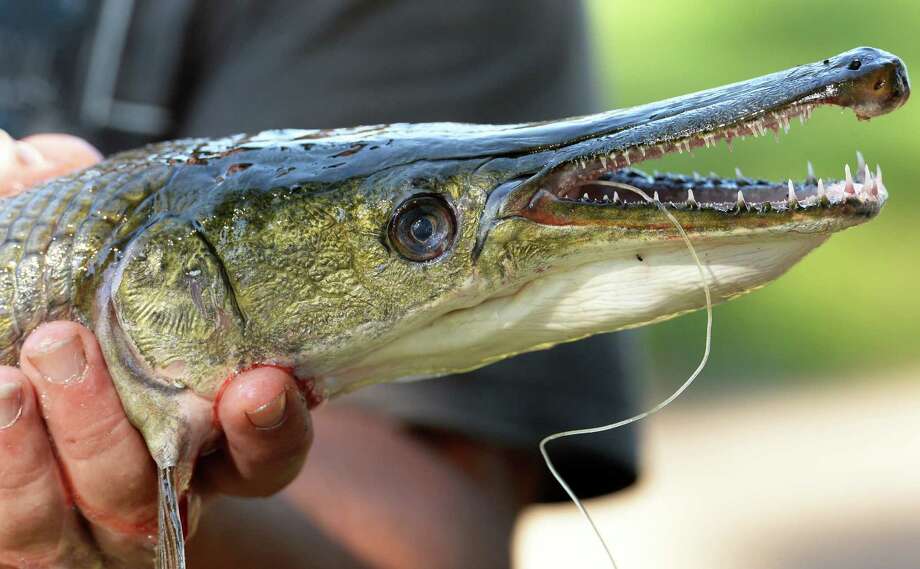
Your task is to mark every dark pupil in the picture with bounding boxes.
[410,216,434,242]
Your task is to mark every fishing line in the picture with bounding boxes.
[539,179,713,569]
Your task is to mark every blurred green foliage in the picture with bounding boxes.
[586,0,920,391]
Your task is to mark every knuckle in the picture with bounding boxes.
[0,471,66,559]
[232,438,309,493]
[231,420,310,466]
[59,410,134,463]
[0,434,54,495]
[0,461,57,497]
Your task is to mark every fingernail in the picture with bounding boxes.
[246,391,287,429]
[27,334,87,384]
[0,379,23,430]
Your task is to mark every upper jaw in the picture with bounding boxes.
[535,161,887,224]
[488,46,907,224]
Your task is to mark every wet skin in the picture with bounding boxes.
[0,137,313,568]
[0,47,909,567]
[0,136,528,569]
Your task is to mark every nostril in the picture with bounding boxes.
[847,59,862,71]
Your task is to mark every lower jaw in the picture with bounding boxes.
[319,232,829,394]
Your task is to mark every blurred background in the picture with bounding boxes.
[589,0,920,389]
[517,1,920,567]
[1,0,916,567]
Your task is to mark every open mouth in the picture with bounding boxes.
[505,47,909,225]
[542,103,887,217]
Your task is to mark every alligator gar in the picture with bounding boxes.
[0,47,908,567]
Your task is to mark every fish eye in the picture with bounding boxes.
[389,194,456,262]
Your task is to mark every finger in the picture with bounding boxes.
[0,367,80,565]
[198,367,312,497]
[0,132,101,196]
[0,130,19,195]
[19,322,159,543]
[22,133,102,173]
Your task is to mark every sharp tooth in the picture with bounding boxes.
[806,161,816,183]
[623,150,631,165]
[856,151,866,175]
[639,146,647,158]
[875,165,886,196]
[736,190,746,208]
[600,155,607,168]
[601,194,609,202]
[817,178,826,198]
[653,191,660,202]
[583,192,590,200]
[787,179,797,203]
[612,191,621,204]
[844,164,856,194]
[863,164,876,197]
[735,167,744,179]
[687,189,698,206]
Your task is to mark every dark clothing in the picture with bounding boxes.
[0,0,639,500]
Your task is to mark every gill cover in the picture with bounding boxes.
[110,218,244,395]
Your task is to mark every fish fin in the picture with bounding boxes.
[156,466,187,569]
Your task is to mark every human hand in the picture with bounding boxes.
[0,134,313,568]
[0,132,102,196]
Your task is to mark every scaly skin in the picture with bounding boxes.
[0,47,908,568]
[0,148,172,363]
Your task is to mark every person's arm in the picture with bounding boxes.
[0,135,312,568]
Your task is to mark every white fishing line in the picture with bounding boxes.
[539,180,713,569]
